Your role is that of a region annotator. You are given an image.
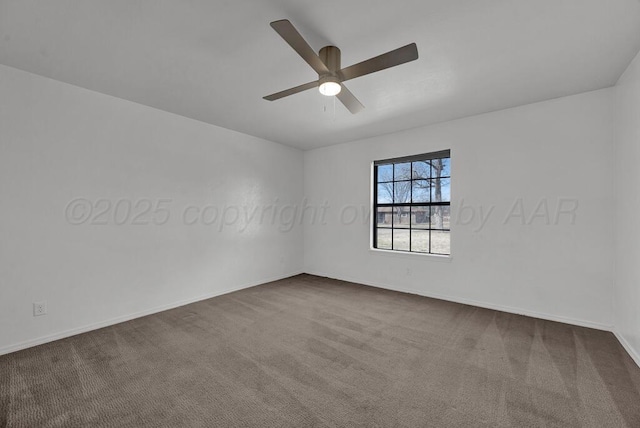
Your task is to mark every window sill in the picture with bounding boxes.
[368,248,452,262]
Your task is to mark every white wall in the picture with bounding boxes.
[614,50,640,365]
[1,60,629,358]
[0,64,304,354]
[304,89,615,329]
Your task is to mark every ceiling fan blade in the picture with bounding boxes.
[263,80,318,101]
[270,19,329,75]
[339,43,418,82]
[336,84,365,114]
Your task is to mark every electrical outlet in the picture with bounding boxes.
[406,267,412,276]
[33,301,47,317]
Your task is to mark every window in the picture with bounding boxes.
[373,150,451,255]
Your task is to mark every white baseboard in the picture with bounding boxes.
[0,270,304,356]
[612,331,640,369]
[5,270,638,371]
[305,270,614,332]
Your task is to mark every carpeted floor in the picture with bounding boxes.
[1,274,639,427]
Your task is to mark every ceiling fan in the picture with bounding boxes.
[263,19,419,114]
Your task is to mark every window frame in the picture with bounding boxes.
[372,150,451,256]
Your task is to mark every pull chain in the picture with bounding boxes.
[322,96,337,120]
[333,95,336,120]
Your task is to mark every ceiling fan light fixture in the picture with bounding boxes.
[318,76,341,96]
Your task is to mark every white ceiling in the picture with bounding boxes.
[1,1,640,150]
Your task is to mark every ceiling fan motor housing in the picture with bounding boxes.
[319,46,341,77]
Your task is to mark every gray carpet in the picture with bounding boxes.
[1,274,639,427]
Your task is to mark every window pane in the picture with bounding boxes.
[376,207,392,227]
[440,158,451,177]
[394,207,410,228]
[411,230,430,253]
[394,181,411,203]
[430,178,450,202]
[412,161,430,179]
[430,158,447,179]
[432,205,451,229]
[377,183,393,203]
[431,230,450,255]
[412,180,429,203]
[411,206,430,229]
[430,206,450,229]
[393,229,410,251]
[376,228,392,249]
[394,162,412,181]
[377,164,393,182]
